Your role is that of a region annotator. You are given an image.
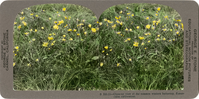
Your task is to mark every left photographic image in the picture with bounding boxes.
[13,3,100,90]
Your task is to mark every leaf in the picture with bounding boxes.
[91,56,99,60]
[43,56,47,59]
[136,55,143,60]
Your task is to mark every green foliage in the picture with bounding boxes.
[13,3,183,91]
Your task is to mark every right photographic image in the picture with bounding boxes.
[98,3,184,90]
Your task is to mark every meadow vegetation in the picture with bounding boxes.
[13,3,184,90]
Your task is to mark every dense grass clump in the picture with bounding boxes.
[13,3,183,90]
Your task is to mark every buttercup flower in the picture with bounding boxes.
[42,42,48,47]
[157,7,161,11]
[91,28,97,33]
[53,25,59,30]
[62,8,66,11]
[146,24,151,29]
[69,38,73,41]
[48,37,54,40]
[104,46,108,50]
[133,42,139,47]
[100,62,103,67]
[139,37,145,40]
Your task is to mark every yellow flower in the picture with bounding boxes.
[99,22,102,26]
[13,63,15,66]
[116,32,121,34]
[69,38,73,41]
[27,63,31,67]
[104,46,108,50]
[120,22,123,25]
[42,42,48,47]
[53,25,59,30]
[15,46,19,50]
[129,29,132,31]
[119,10,123,14]
[141,42,144,45]
[131,14,134,17]
[14,22,17,25]
[177,19,181,22]
[73,29,77,32]
[175,23,178,27]
[32,38,35,41]
[104,18,107,21]
[92,28,97,33]
[15,54,17,56]
[24,32,29,35]
[146,24,151,29]
[156,38,160,41]
[48,37,54,40]
[100,62,103,67]
[112,24,116,29]
[76,33,80,36]
[127,13,131,15]
[176,31,179,34]
[164,16,168,19]
[136,26,140,29]
[62,8,66,11]
[36,59,39,62]
[146,17,149,20]
[173,39,175,41]
[133,42,139,47]
[129,59,132,61]
[106,53,108,56]
[162,28,167,31]
[68,29,72,31]
[22,21,27,26]
[51,43,54,46]
[117,63,120,67]
[63,35,66,37]
[20,17,25,20]
[110,49,112,51]
[84,32,87,35]
[88,24,92,28]
[157,7,161,11]
[139,37,145,40]
[145,48,147,50]
[155,14,158,16]
[127,38,131,41]
[153,20,156,25]
[157,35,160,37]
[163,38,166,41]
[148,40,150,43]
[49,17,51,20]
[30,29,33,32]
[125,28,128,31]
[35,15,38,17]
[62,38,66,41]
[35,29,37,32]
[102,50,105,53]
[170,29,172,31]
[41,27,44,29]
[181,23,184,29]
[115,16,121,20]
[17,25,21,30]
